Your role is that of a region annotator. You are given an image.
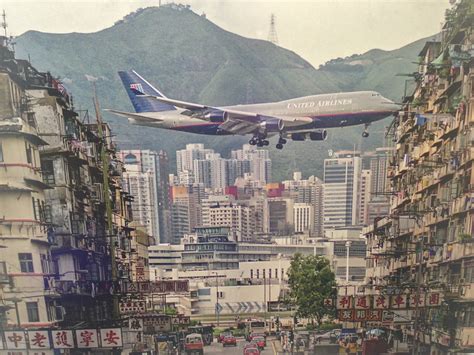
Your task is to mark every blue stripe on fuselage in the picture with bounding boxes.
[170,111,393,135]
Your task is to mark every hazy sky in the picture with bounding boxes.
[3,0,449,66]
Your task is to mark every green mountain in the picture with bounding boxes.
[14,5,433,180]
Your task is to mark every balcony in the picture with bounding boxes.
[54,280,109,296]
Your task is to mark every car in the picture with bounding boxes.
[218,331,232,343]
[314,329,341,344]
[243,344,260,355]
[222,335,237,347]
[252,336,266,349]
[184,333,204,355]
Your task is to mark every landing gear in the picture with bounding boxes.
[250,135,269,147]
[362,123,370,138]
[276,135,287,150]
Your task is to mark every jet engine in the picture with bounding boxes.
[309,130,328,141]
[204,111,228,122]
[258,119,284,135]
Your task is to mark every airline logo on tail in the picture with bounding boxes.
[130,83,145,95]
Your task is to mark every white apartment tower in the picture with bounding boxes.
[293,203,314,233]
[323,153,362,229]
[119,150,160,240]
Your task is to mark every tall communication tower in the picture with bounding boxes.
[267,13,279,45]
[2,10,8,37]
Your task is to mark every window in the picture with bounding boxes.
[41,160,55,185]
[0,261,7,283]
[25,142,32,164]
[19,253,34,273]
[26,302,39,322]
[250,269,253,279]
[0,141,3,162]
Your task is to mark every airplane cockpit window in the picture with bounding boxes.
[371,93,381,97]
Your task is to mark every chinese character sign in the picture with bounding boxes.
[100,328,123,348]
[409,294,425,308]
[354,295,370,309]
[391,294,407,309]
[337,310,354,321]
[427,292,442,306]
[5,331,27,350]
[53,330,74,349]
[76,329,98,348]
[373,295,389,309]
[323,298,334,307]
[27,331,51,349]
[129,318,144,331]
[337,296,352,309]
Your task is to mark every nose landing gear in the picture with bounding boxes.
[276,136,287,150]
[362,123,370,138]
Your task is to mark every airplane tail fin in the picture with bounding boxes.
[118,70,177,113]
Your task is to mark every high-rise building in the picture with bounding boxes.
[293,203,314,233]
[170,184,205,244]
[231,145,271,185]
[176,143,213,178]
[359,169,372,225]
[283,173,324,237]
[323,152,362,229]
[122,164,158,238]
[201,195,255,241]
[268,198,294,235]
[119,150,160,240]
[156,151,172,244]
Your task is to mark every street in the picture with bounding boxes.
[204,338,274,355]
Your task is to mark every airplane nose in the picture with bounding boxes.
[382,98,401,112]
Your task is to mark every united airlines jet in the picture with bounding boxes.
[107,70,399,150]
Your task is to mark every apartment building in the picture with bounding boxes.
[364,2,474,352]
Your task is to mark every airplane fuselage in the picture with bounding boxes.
[128,91,398,135]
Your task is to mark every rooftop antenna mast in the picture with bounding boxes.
[268,13,279,45]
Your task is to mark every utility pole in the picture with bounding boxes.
[214,272,220,327]
[93,85,119,321]
[412,224,424,355]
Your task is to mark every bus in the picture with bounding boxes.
[245,319,267,340]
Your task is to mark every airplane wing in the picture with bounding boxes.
[104,109,164,122]
[136,94,312,135]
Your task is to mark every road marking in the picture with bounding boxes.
[271,340,277,355]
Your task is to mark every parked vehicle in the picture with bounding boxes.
[222,335,237,347]
[184,333,204,355]
[314,329,341,344]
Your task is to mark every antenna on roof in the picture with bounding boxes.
[267,13,279,45]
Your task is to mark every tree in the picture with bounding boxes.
[287,253,336,325]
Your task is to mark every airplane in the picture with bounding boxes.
[106,70,400,150]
